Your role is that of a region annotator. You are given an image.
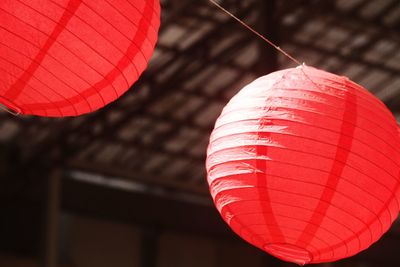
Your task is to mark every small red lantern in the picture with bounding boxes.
[206,66,400,265]
[0,0,160,116]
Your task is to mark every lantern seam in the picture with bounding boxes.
[240,224,321,259]
[225,200,370,244]
[292,73,356,253]
[252,72,287,253]
[230,85,391,121]
[316,181,400,256]
[243,67,392,118]
[124,0,160,30]
[1,0,94,114]
[239,222,332,254]
[0,37,85,115]
[264,243,313,265]
[0,0,158,116]
[207,67,400,264]
[0,6,99,115]
[103,0,160,37]
[212,116,400,159]
[226,92,394,129]
[212,176,391,224]
[217,106,399,150]
[208,159,399,230]
[30,1,156,115]
[209,132,400,174]
[58,0,155,63]
[295,70,391,114]
[207,147,399,194]
[215,187,378,243]
[0,64,61,116]
[11,0,126,106]
[0,52,81,115]
[222,204,267,253]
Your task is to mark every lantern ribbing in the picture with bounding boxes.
[206,66,400,265]
[0,0,160,116]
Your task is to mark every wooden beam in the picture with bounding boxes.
[42,170,62,267]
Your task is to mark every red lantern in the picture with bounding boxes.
[206,66,400,265]
[0,0,160,116]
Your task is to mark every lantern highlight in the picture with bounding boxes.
[0,0,160,116]
[206,66,400,264]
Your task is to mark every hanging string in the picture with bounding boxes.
[208,0,302,66]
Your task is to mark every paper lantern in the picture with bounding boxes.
[0,0,160,116]
[206,65,400,265]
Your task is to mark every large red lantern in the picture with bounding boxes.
[206,66,400,265]
[0,0,160,116]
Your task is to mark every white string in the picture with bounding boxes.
[0,104,21,116]
[208,0,302,66]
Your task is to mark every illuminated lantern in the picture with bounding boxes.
[0,0,160,116]
[206,66,400,265]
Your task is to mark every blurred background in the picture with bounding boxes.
[0,0,400,266]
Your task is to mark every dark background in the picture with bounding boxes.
[0,0,400,266]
